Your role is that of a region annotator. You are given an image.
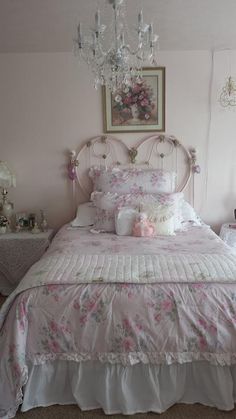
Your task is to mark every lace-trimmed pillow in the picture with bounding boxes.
[89,166,176,194]
[141,203,176,236]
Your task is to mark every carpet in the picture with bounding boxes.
[14,404,236,418]
[1,295,236,419]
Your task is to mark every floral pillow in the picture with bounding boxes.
[91,191,183,232]
[89,166,176,194]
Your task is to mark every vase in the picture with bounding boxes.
[130,104,140,123]
[0,226,7,234]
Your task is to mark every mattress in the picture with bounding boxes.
[1,224,236,418]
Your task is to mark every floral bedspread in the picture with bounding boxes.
[1,225,236,418]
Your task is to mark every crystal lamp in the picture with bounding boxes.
[74,0,159,91]
[0,161,16,222]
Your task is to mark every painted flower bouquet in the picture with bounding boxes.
[112,78,155,123]
[0,215,8,227]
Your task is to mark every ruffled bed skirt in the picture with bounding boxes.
[21,360,236,414]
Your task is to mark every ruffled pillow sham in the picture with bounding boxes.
[91,191,184,232]
[71,202,96,227]
[89,166,176,194]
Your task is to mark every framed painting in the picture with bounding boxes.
[102,67,165,133]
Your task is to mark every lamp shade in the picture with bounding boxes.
[0,161,16,189]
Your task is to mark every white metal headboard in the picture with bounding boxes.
[67,133,200,204]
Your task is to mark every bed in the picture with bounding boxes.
[1,134,236,418]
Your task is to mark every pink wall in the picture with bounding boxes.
[0,50,235,231]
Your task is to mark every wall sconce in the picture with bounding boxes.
[219,76,236,108]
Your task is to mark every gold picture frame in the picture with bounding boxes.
[102,67,165,133]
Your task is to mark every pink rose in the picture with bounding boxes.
[122,337,135,351]
[19,303,27,319]
[199,336,207,351]
[133,84,141,93]
[49,340,60,352]
[80,315,87,325]
[50,320,59,333]
[73,301,80,310]
[154,313,161,322]
[88,301,96,311]
[162,300,173,311]
[209,324,217,335]
[136,323,143,331]
[140,99,149,106]
[124,97,132,105]
[198,318,207,329]
[122,318,131,329]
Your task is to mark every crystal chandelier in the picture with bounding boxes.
[74,0,159,91]
[219,76,236,108]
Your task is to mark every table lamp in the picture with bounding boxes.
[0,161,16,220]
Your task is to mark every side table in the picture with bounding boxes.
[219,223,236,250]
[0,229,53,296]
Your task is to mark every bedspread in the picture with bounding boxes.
[1,225,236,418]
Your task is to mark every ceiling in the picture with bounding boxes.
[0,0,236,53]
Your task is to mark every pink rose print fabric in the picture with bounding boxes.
[1,224,236,417]
[89,166,176,194]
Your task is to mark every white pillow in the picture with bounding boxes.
[115,207,139,236]
[155,216,175,236]
[71,202,96,227]
[181,201,202,226]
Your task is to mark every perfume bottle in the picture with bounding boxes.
[40,210,48,232]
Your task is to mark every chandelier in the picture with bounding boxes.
[219,76,236,108]
[74,0,159,91]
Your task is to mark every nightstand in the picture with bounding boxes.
[219,223,236,250]
[0,229,53,296]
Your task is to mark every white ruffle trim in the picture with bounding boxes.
[0,366,28,419]
[29,351,236,367]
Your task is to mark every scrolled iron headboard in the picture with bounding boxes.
[67,133,200,205]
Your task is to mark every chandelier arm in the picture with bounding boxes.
[121,43,154,56]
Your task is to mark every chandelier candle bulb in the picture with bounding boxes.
[149,24,153,43]
[95,10,100,31]
[77,23,82,47]
[138,10,143,27]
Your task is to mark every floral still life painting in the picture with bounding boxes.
[102,67,165,133]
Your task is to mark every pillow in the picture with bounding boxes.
[91,191,183,232]
[181,201,202,226]
[89,166,176,194]
[155,216,175,236]
[141,203,176,236]
[92,208,115,232]
[71,202,96,227]
[115,207,139,236]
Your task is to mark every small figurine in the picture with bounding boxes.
[28,213,36,230]
[132,212,155,237]
[31,222,41,234]
[40,210,48,232]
